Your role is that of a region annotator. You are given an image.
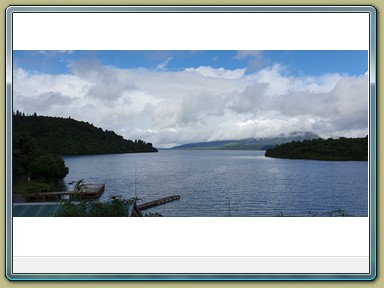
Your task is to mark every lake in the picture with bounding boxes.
[63,150,368,217]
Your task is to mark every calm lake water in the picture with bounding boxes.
[63,150,368,217]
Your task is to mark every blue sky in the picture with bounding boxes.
[13,50,367,77]
[13,50,369,148]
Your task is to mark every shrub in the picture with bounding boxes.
[54,196,140,217]
[22,182,52,194]
[30,153,69,180]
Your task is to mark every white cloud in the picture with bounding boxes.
[185,66,245,79]
[13,62,369,148]
[156,56,173,71]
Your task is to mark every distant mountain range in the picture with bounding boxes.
[170,132,321,150]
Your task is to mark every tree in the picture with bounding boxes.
[12,134,39,180]
[30,153,69,180]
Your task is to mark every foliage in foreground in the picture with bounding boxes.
[54,195,163,217]
[13,132,69,195]
[13,133,69,182]
[277,209,351,217]
[54,196,139,217]
[20,182,52,194]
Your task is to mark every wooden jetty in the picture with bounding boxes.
[22,184,105,202]
[137,195,181,211]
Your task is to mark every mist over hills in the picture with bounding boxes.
[170,131,321,150]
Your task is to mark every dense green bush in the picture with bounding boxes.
[30,153,69,180]
[13,132,69,195]
[12,134,39,180]
[22,182,52,194]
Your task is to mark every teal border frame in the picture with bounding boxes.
[5,5,377,281]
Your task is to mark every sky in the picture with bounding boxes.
[12,50,369,148]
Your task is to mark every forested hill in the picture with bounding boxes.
[13,113,158,155]
[265,136,368,161]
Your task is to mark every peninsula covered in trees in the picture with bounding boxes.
[13,111,158,155]
[265,136,368,161]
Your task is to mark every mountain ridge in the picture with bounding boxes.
[170,131,321,150]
